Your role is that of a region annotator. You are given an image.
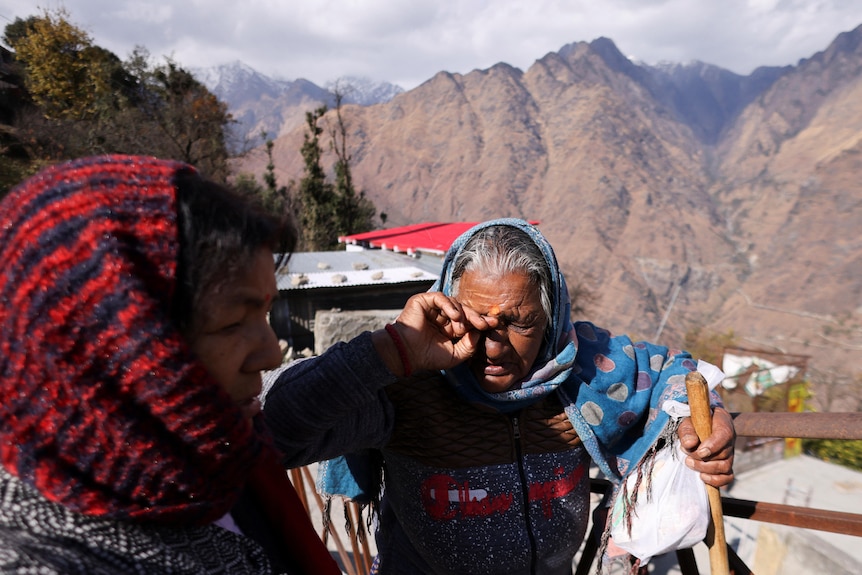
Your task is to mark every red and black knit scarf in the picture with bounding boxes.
[0,155,339,573]
[0,154,257,523]
[0,156,260,522]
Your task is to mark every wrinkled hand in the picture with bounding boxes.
[374,292,497,375]
[677,406,736,488]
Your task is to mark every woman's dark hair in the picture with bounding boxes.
[171,170,296,333]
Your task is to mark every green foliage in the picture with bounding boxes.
[135,54,233,180]
[296,106,338,251]
[804,439,862,471]
[333,154,375,234]
[1,9,233,192]
[252,133,293,217]
[264,139,279,193]
[232,172,265,197]
[329,91,375,239]
[755,381,794,413]
[2,16,38,48]
[291,94,378,251]
[7,9,102,120]
[0,155,41,201]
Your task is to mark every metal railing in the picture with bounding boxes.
[575,411,862,575]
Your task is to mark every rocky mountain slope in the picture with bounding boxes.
[236,26,862,407]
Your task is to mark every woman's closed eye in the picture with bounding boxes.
[500,313,545,332]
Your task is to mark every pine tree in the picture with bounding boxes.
[292,90,380,250]
[260,132,293,217]
[330,89,376,238]
[296,106,338,250]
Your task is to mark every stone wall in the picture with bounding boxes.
[313,308,401,356]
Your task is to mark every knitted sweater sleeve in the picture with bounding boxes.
[262,332,397,468]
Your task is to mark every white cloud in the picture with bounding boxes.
[2,0,861,88]
[113,2,173,25]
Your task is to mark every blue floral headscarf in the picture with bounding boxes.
[434,218,579,413]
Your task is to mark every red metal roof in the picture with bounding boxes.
[339,221,539,256]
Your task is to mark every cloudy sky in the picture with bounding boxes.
[3,0,862,90]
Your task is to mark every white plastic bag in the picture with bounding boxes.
[607,360,724,565]
[608,438,709,565]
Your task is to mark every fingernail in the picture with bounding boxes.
[697,447,711,458]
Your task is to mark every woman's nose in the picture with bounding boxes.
[250,321,284,372]
[482,327,509,358]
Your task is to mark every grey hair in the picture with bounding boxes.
[450,225,553,323]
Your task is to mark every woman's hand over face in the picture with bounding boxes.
[384,292,497,373]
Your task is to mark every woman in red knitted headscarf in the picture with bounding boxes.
[0,155,340,575]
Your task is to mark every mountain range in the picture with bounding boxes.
[220,27,862,408]
[192,61,403,149]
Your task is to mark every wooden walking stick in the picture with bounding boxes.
[685,371,730,575]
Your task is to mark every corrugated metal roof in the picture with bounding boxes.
[276,250,442,291]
